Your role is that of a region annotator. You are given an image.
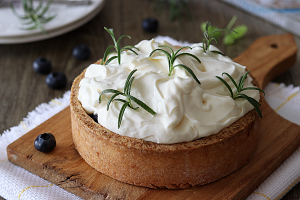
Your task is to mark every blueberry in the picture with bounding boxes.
[46,72,67,89]
[33,57,52,74]
[142,18,159,33]
[89,114,98,123]
[72,44,91,60]
[34,133,56,153]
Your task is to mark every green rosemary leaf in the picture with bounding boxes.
[238,71,250,91]
[210,37,219,44]
[34,0,43,13]
[205,22,211,33]
[118,102,130,129]
[104,27,116,44]
[121,45,139,55]
[201,22,222,38]
[117,35,131,45]
[175,46,192,53]
[114,98,128,104]
[41,15,56,24]
[173,64,201,84]
[216,76,234,98]
[126,77,134,96]
[221,72,238,89]
[107,93,121,111]
[210,50,226,56]
[99,89,123,103]
[175,52,201,64]
[103,27,138,65]
[105,56,118,65]
[159,45,175,55]
[235,93,261,106]
[122,48,139,55]
[240,87,265,96]
[149,48,172,59]
[114,99,127,103]
[237,76,243,90]
[235,93,262,118]
[128,95,157,115]
[117,43,121,65]
[10,3,26,19]
[38,0,52,17]
[22,26,37,30]
[124,69,137,95]
[123,45,139,50]
[101,45,114,65]
[22,0,28,10]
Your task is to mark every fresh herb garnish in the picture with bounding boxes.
[99,69,156,128]
[201,16,248,46]
[200,23,222,39]
[149,45,201,84]
[216,71,265,118]
[10,0,56,33]
[201,21,236,56]
[101,27,139,65]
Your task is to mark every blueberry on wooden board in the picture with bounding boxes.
[33,57,52,74]
[34,133,56,153]
[46,72,67,89]
[142,18,159,33]
[73,44,91,60]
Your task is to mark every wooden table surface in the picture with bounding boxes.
[1,0,300,199]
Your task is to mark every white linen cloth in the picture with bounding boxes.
[1,37,300,199]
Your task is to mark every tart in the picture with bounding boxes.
[70,56,263,189]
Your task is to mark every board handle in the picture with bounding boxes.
[233,34,297,88]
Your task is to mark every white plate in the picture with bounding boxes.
[0,0,105,44]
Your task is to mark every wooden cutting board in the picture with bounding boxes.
[7,34,299,200]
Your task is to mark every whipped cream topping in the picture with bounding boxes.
[78,39,260,144]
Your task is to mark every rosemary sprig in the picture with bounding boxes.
[216,71,265,118]
[101,27,139,65]
[202,22,236,56]
[99,69,156,128]
[149,45,201,84]
[10,0,56,33]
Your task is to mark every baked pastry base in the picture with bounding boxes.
[70,62,262,189]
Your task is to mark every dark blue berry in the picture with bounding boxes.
[142,18,159,33]
[89,114,98,123]
[46,72,67,89]
[34,133,56,153]
[72,44,91,60]
[33,57,52,74]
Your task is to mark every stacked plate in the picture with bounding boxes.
[0,0,105,44]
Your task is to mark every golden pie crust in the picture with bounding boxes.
[70,60,263,189]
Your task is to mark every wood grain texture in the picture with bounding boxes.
[6,34,298,200]
[1,0,300,199]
